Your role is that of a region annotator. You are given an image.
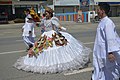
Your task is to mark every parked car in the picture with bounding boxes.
[0,12,8,24]
[89,11,100,22]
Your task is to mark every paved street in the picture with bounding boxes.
[0,17,120,80]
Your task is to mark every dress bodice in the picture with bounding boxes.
[41,17,60,32]
[44,19,53,31]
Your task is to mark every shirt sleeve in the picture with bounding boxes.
[51,17,60,27]
[104,20,120,53]
[22,25,25,29]
[27,23,33,31]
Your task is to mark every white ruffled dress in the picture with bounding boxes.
[13,17,91,74]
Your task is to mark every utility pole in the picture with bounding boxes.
[53,0,55,11]
[89,0,90,11]
[79,0,82,10]
[53,0,55,16]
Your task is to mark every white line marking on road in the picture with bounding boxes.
[4,32,12,33]
[16,40,23,42]
[0,50,25,55]
[83,42,94,44]
[0,23,23,26]
[64,67,94,76]
[0,42,94,55]
[0,34,3,35]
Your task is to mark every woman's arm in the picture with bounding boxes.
[51,17,66,31]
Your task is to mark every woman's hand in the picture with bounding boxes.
[59,26,66,31]
[22,28,24,32]
[61,26,67,31]
[58,27,62,31]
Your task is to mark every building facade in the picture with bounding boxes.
[52,0,81,14]
[53,0,120,17]
[0,0,119,21]
[93,0,120,17]
[0,0,47,20]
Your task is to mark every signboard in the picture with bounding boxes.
[55,0,80,6]
[94,0,120,2]
[80,0,89,6]
[19,0,47,1]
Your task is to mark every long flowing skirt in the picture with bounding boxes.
[13,30,91,74]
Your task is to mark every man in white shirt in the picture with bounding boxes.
[92,2,120,80]
[22,12,36,51]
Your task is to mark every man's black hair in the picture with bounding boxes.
[98,2,110,15]
[26,9,30,12]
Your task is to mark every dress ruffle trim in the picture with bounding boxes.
[13,47,91,74]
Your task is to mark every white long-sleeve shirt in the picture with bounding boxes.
[92,16,120,80]
[22,21,36,37]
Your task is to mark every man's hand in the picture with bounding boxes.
[61,26,67,31]
[108,52,115,62]
[22,28,24,32]
[29,31,32,36]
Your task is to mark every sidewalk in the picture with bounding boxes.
[1,17,120,25]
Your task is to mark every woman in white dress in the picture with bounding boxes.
[13,7,91,74]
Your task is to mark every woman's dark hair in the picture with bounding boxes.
[98,2,110,15]
[45,11,53,17]
[43,13,46,17]
[50,12,53,17]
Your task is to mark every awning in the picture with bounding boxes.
[12,1,43,5]
[94,0,120,2]
[0,1,12,5]
[54,0,80,6]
